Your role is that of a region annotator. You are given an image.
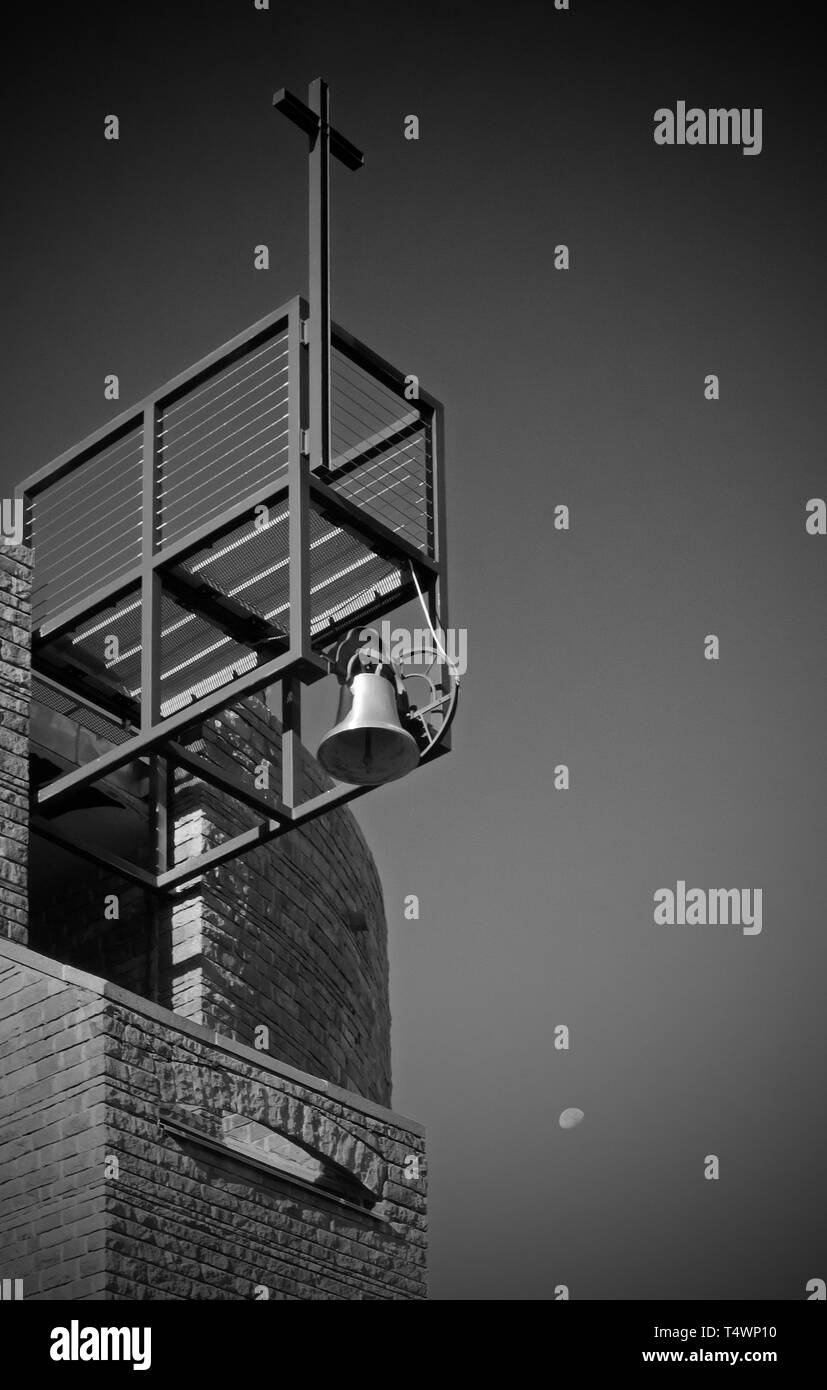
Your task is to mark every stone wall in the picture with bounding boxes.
[27,707,393,1105]
[0,939,426,1301]
[0,945,109,1299]
[15,574,392,1102]
[0,542,421,1301]
[0,546,32,947]
[181,698,393,1103]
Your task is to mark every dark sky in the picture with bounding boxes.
[2,0,826,1300]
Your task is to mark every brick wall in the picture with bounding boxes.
[0,544,422,1300]
[0,546,33,947]
[27,704,393,1104]
[181,698,393,1103]
[17,594,392,1101]
[0,947,109,1299]
[0,939,427,1300]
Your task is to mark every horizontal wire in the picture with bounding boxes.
[332,411,430,472]
[157,433,290,529]
[158,465,289,550]
[339,475,423,529]
[159,411,290,500]
[160,432,290,516]
[163,481,287,552]
[340,430,427,486]
[337,478,427,540]
[332,358,406,417]
[35,521,143,585]
[35,528,143,598]
[160,360,289,450]
[340,491,425,542]
[331,388,411,444]
[35,414,423,698]
[158,444,289,534]
[336,455,427,516]
[161,335,288,420]
[33,337,293,519]
[159,382,289,470]
[338,449,427,515]
[330,406,426,473]
[334,464,422,517]
[161,347,288,438]
[32,431,144,506]
[330,388,413,443]
[331,397,425,456]
[330,425,427,500]
[33,475,143,544]
[160,396,289,487]
[35,540,142,618]
[34,511,143,577]
[33,439,143,520]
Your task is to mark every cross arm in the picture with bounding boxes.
[273,88,365,170]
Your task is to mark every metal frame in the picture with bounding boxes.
[19,76,450,895]
[18,300,449,895]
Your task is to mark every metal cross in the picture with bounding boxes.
[274,78,364,473]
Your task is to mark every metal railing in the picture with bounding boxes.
[18,295,448,892]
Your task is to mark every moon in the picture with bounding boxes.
[559,1107,584,1130]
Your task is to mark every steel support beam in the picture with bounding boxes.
[157,778,372,892]
[309,77,332,477]
[166,740,291,824]
[36,645,326,813]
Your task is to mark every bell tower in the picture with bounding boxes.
[0,77,453,1301]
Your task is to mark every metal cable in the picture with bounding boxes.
[159,378,289,460]
[161,348,288,437]
[161,336,288,420]
[159,415,290,503]
[158,438,290,534]
[32,439,143,519]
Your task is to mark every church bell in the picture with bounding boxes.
[317,659,420,786]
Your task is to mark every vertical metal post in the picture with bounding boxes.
[141,403,161,732]
[149,756,169,880]
[288,299,310,659]
[281,676,301,810]
[145,756,167,1001]
[308,77,331,475]
[429,402,451,751]
[283,297,309,810]
[141,403,164,973]
[141,401,167,910]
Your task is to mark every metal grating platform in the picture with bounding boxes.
[18,295,448,893]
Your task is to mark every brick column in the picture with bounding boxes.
[0,545,33,945]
